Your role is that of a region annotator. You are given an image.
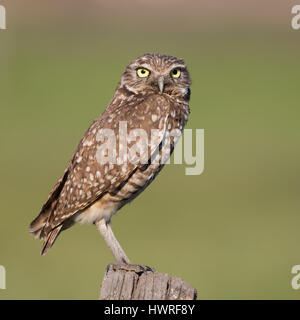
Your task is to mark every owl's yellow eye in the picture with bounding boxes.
[136,68,150,78]
[171,68,181,79]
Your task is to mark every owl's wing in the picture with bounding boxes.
[29,120,99,236]
[34,94,171,238]
[29,166,70,237]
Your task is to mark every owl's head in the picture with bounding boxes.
[118,53,191,101]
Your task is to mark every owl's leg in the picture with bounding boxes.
[96,219,130,265]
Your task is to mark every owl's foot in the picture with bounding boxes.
[107,263,156,274]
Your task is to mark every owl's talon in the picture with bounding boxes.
[110,263,156,274]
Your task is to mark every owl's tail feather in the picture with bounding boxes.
[41,225,63,256]
[29,212,51,239]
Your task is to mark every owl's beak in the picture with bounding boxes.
[157,76,164,93]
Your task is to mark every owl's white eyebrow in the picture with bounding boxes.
[171,64,186,70]
[135,64,150,69]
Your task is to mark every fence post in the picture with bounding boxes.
[100,264,197,300]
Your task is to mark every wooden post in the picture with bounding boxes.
[100,264,197,300]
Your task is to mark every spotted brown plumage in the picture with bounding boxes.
[29,53,191,261]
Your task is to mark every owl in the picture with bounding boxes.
[29,53,191,264]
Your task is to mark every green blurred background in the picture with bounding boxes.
[0,0,300,299]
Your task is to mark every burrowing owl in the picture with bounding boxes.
[29,53,191,264]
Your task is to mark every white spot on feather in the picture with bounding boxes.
[152,114,158,122]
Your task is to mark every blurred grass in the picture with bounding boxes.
[0,9,300,299]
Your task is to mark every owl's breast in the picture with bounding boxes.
[167,99,190,131]
[109,100,190,209]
